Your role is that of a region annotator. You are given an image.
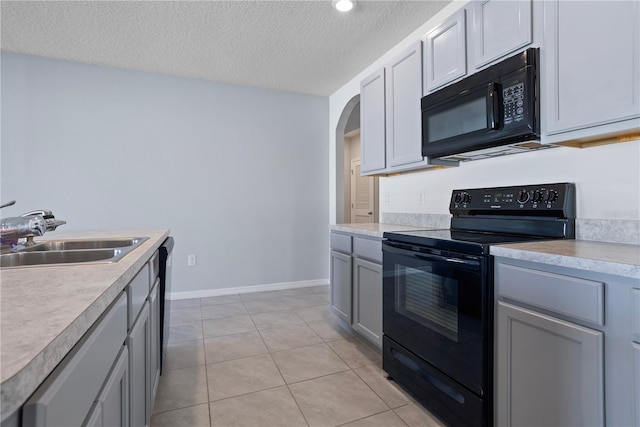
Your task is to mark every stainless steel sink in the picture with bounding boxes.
[0,237,149,268]
[20,237,147,252]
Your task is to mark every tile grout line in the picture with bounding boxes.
[200,300,214,427]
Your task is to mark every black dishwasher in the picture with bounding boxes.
[159,236,174,374]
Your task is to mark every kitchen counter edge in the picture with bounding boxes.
[329,223,435,239]
[490,239,640,279]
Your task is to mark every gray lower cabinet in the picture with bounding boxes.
[496,301,604,426]
[329,231,383,349]
[86,346,130,427]
[330,250,352,324]
[22,292,128,427]
[148,278,161,414]
[127,301,150,427]
[495,257,640,427]
[634,342,640,426]
[352,258,382,347]
[17,252,161,427]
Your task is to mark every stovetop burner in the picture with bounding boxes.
[383,228,555,255]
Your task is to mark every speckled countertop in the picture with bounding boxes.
[0,228,170,420]
[329,223,438,238]
[491,240,640,279]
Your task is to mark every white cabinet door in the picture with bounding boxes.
[544,0,640,135]
[352,258,382,348]
[385,41,424,168]
[330,250,352,324]
[497,301,604,427]
[424,9,466,93]
[471,0,532,69]
[360,69,386,174]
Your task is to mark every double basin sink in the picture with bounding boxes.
[0,237,149,268]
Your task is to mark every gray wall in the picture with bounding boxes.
[1,52,329,296]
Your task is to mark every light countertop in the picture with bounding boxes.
[0,228,170,420]
[491,239,640,279]
[329,223,438,238]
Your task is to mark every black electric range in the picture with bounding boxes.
[381,182,576,427]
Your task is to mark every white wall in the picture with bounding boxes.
[1,53,330,296]
[329,1,640,225]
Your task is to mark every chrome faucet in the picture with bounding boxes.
[0,202,66,248]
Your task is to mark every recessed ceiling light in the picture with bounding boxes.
[334,0,354,12]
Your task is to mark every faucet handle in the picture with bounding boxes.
[0,200,16,209]
[21,209,54,219]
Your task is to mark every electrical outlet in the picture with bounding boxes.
[419,190,426,205]
[187,254,197,266]
[384,194,391,205]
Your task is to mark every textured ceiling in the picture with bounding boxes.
[0,0,450,96]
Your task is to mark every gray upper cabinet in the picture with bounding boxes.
[386,41,424,168]
[544,0,640,139]
[423,9,467,93]
[360,69,386,174]
[470,0,532,69]
[360,42,456,176]
[497,301,604,427]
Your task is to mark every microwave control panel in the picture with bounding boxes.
[502,82,525,126]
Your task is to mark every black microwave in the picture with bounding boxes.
[422,48,542,161]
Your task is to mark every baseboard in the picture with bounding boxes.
[167,279,329,300]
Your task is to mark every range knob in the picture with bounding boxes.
[532,190,544,203]
[545,190,558,203]
[454,193,462,204]
[517,190,530,204]
[462,192,472,204]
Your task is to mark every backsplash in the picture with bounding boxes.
[576,219,640,245]
[380,213,450,229]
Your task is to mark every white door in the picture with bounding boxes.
[350,159,375,223]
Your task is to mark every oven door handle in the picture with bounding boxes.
[384,243,481,268]
[415,253,480,268]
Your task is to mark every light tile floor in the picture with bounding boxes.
[151,285,445,427]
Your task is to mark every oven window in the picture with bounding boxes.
[426,96,487,143]
[396,266,459,342]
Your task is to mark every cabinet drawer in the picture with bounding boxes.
[149,250,160,285]
[632,288,640,339]
[330,233,352,254]
[127,264,150,329]
[353,237,382,263]
[22,292,127,427]
[496,263,604,325]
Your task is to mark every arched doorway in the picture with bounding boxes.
[335,95,378,224]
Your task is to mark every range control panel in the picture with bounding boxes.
[450,183,575,217]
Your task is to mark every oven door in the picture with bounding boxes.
[382,240,488,395]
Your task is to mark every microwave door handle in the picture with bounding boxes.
[487,83,501,130]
